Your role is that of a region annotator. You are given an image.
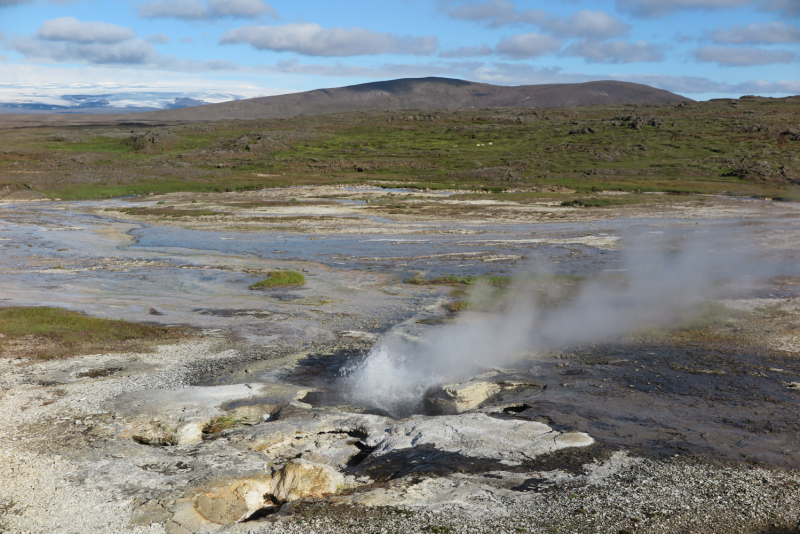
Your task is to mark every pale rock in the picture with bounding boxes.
[271,459,345,502]
[246,410,389,458]
[225,404,280,425]
[115,384,262,420]
[555,432,594,447]
[176,421,205,446]
[366,413,593,463]
[131,421,179,446]
[194,477,275,524]
[424,381,501,414]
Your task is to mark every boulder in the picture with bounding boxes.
[194,477,275,524]
[130,421,179,446]
[129,419,207,446]
[271,459,345,502]
[176,421,205,446]
[424,381,501,415]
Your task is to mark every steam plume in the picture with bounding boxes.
[344,230,784,416]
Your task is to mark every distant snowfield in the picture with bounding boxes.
[0,82,294,113]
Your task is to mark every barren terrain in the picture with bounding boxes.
[1,186,800,534]
[2,93,800,534]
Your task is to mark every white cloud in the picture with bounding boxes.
[137,0,206,19]
[221,23,439,57]
[37,17,136,44]
[693,45,795,66]
[13,36,155,64]
[15,37,243,70]
[621,73,800,95]
[759,0,800,16]
[439,44,494,58]
[541,10,630,39]
[441,0,546,27]
[269,58,464,78]
[137,0,277,20]
[11,17,155,65]
[563,39,664,63]
[615,0,751,18]
[208,0,276,18]
[712,22,800,44]
[494,33,561,59]
[12,19,241,71]
[153,55,240,72]
[147,33,171,44]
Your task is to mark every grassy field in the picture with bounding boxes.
[0,95,798,202]
[249,270,306,289]
[0,306,189,359]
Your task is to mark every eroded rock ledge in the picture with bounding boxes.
[116,383,593,532]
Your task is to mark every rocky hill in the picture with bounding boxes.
[123,77,691,122]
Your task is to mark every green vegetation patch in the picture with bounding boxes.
[249,270,306,289]
[203,415,247,434]
[447,300,472,312]
[116,207,221,218]
[406,275,512,286]
[0,306,187,359]
[6,96,800,202]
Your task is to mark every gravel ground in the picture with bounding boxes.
[4,334,797,534]
[223,456,800,534]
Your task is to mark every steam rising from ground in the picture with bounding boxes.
[344,231,783,417]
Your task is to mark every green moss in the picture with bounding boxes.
[203,415,247,434]
[249,270,306,289]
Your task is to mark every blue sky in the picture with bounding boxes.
[0,0,798,106]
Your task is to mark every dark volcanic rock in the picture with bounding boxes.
[121,131,180,152]
[569,127,597,135]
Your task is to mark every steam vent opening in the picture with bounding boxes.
[287,347,551,419]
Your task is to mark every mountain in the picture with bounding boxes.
[122,77,692,122]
